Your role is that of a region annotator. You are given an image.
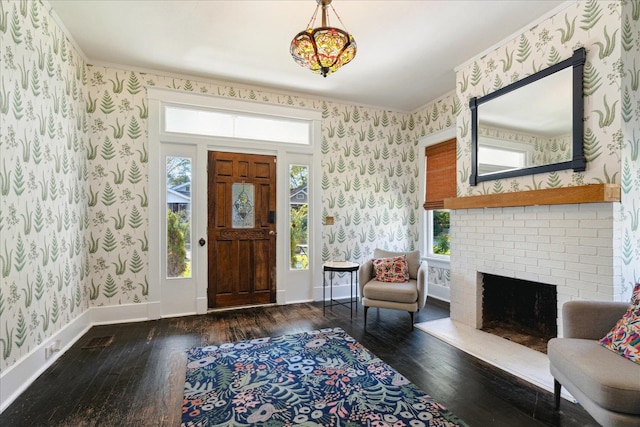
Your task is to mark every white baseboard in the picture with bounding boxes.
[0,302,155,413]
[314,283,356,302]
[0,309,92,413]
[91,302,153,325]
[428,284,450,303]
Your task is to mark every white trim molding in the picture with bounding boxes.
[0,303,157,413]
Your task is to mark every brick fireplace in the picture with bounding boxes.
[449,202,620,337]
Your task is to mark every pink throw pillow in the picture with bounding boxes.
[599,282,640,365]
[372,256,409,283]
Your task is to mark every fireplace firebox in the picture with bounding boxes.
[481,274,557,353]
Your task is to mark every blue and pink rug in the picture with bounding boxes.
[182,327,466,426]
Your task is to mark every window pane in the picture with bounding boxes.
[432,210,450,256]
[164,106,310,145]
[166,156,192,278]
[290,165,309,270]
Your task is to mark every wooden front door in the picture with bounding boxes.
[207,152,277,308]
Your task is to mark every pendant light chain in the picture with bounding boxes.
[329,4,349,32]
[306,4,320,30]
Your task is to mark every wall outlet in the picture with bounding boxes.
[45,342,61,360]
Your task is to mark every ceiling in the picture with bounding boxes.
[48,0,567,112]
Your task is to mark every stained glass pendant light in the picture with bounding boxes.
[290,0,357,78]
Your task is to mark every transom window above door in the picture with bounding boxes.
[164,105,311,145]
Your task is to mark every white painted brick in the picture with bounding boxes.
[494,254,515,263]
[510,249,526,258]
[538,243,567,253]
[511,263,527,273]
[554,219,579,228]
[485,233,504,241]
[514,241,538,251]
[503,220,526,228]
[580,254,613,267]
[597,284,615,295]
[449,202,615,335]
[494,241,514,250]
[572,210,598,219]
[514,212,538,220]
[579,271,609,284]
[504,234,525,242]
[538,275,565,287]
[554,236,580,246]
[528,205,551,214]
[517,227,540,235]
[555,204,580,213]
[565,245,598,256]
[579,219,612,230]
[597,246,614,257]
[556,286,580,298]
[539,259,566,270]
[580,237,612,248]
[565,262,597,274]
[566,228,597,238]
[525,265,551,277]
[597,228,613,239]
[514,271,541,282]
[596,208,615,220]
[524,235,551,244]
[526,219,551,228]
[551,268,580,280]
[495,227,515,235]
[524,250,550,260]
[540,227,565,236]
[579,290,613,300]
[485,220,503,227]
[553,252,581,263]
[597,265,614,276]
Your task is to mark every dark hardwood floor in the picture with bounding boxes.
[0,300,597,427]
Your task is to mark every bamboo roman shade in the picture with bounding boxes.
[423,138,457,210]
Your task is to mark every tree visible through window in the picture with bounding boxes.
[166,156,192,278]
[290,165,309,269]
[432,210,450,256]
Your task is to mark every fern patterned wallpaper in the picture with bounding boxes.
[1,0,90,371]
[455,0,639,296]
[0,0,636,377]
[0,0,456,373]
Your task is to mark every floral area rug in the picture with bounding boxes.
[182,327,467,426]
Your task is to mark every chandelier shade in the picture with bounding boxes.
[290,0,357,77]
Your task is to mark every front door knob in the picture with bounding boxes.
[269,230,276,236]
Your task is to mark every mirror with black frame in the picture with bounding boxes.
[469,47,587,186]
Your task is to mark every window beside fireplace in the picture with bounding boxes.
[481,274,557,353]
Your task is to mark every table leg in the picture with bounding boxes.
[323,269,326,315]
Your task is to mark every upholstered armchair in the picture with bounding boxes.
[548,300,640,426]
[358,249,428,329]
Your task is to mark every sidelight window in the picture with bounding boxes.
[290,165,309,270]
[166,156,192,278]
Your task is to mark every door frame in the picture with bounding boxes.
[147,88,322,319]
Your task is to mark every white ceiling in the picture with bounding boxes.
[48,0,567,112]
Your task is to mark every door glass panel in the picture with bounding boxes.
[166,156,192,278]
[232,183,255,228]
[290,165,309,270]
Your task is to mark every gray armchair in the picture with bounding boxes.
[548,300,640,426]
[358,249,427,329]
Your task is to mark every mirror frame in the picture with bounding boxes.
[469,47,587,186]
